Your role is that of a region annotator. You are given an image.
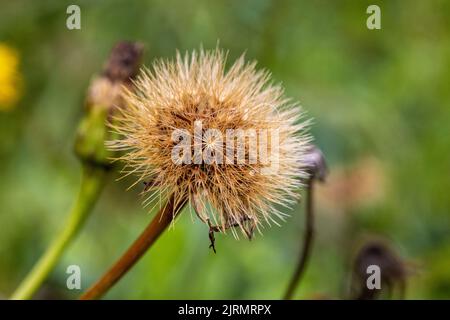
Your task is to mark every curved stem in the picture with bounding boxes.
[79,195,187,300]
[283,179,314,300]
[10,165,107,300]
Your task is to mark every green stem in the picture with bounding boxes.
[10,165,107,300]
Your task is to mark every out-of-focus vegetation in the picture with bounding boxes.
[0,0,449,299]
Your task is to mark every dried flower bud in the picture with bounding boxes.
[303,144,327,182]
[74,41,144,168]
[352,239,409,299]
[103,42,144,83]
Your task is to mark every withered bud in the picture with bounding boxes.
[74,41,144,168]
[303,144,328,182]
[86,41,144,110]
[102,41,144,83]
[352,240,409,299]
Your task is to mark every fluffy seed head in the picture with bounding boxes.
[109,48,311,238]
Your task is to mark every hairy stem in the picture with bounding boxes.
[11,165,107,300]
[283,179,314,300]
[79,195,186,300]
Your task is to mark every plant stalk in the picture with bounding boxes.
[11,165,107,300]
[283,179,315,300]
[80,195,186,300]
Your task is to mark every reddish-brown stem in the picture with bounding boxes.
[80,195,186,300]
[283,179,314,300]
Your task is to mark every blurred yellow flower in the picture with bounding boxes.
[0,43,22,111]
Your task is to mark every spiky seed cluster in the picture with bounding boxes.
[109,48,310,238]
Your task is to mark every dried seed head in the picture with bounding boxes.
[352,240,409,299]
[109,48,311,237]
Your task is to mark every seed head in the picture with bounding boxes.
[110,48,311,237]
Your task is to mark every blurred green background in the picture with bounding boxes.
[0,0,449,299]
